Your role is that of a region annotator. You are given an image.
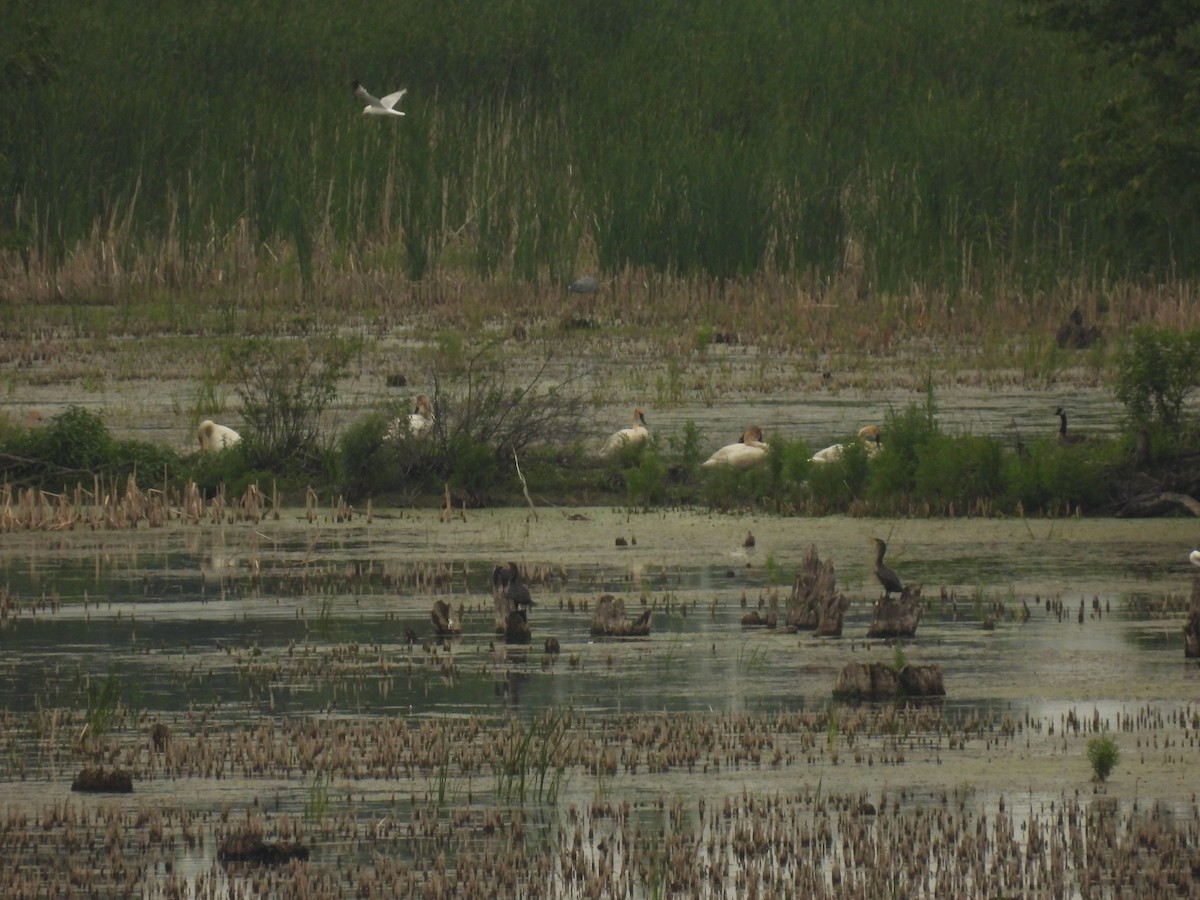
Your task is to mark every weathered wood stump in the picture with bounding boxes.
[150,722,170,753]
[786,545,849,636]
[501,611,531,644]
[71,766,133,793]
[1185,575,1200,659]
[591,595,652,637]
[494,563,534,643]
[832,662,945,701]
[740,608,777,628]
[218,832,309,865]
[866,585,923,638]
[431,599,462,636]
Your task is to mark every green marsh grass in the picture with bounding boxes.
[4,0,1176,316]
[494,708,573,806]
[304,772,331,822]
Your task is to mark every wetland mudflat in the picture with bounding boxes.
[0,509,1197,895]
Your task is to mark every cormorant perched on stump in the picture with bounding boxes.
[871,537,904,599]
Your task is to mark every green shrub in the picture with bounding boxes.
[1003,439,1114,514]
[337,414,410,499]
[0,407,181,486]
[225,335,361,470]
[626,441,668,508]
[867,393,941,500]
[342,348,588,503]
[1114,325,1200,429]
[447,433,501,502]
[913,433,1004,507]
[806,440,869,511]
[1086,734,1120,782]
[666,421,705,473]
[114,437,180,481]
[31,406,115,470]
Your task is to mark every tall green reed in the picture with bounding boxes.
[1,0,1144,299]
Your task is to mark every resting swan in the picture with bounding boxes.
[810,425,882,464]
[701,426,770,470]
[387,394,434,440]
[197,420,241,451]
[600,407,649,456]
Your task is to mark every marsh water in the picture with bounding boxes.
[0,506,1198,894]
[3,341,1199,894]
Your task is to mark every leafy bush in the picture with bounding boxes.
[28,406,115,470]
[1003,440,1114,514]
[340,348,588,503]
[806,441,869,511]
[114,437,180,480]
[338,414,406,499]
[1114,325,1200,429]
[625,441,669,508]
[867,393,941,500]
[0,407,181,486]
[224,335,361,470]
[913,433,1004,508]
[1086,734,1120,782]
[667,421,705,473]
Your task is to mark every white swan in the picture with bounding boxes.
[701,426,770,470]
[197,420,241,451]
[387,394,434,440]
[600,407,648,456]
[352,80,406,117]
[1190,550,1200,568]
[810,425,882,464]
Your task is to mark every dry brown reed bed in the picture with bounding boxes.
[7,703,1197,794]
[2,233,1199,364]
[0,479,338,532]
[1,703,1198,897]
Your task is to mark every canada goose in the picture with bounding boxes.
[197,420,241,451]
[1055,407,1086,445]
[810,425,883,464]
[701,426,770,470]
[871,537,904,599]
[351,79,407,117]
[600,407,649,456]
[387,394,434,441]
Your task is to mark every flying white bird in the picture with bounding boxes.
[352,79,406,117]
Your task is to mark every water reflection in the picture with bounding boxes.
[0,508,1195,897]
[0,512,1193,726]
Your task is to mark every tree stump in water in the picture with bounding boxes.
[786,545,850,636]
[741,592,778,628]
[832,662,945,701]
[867,586,923,638]
[1185,575,1200,659]
[591,595,652,637]
[71,766,133,793]
[218,832,309,865]
[431,599,462,636]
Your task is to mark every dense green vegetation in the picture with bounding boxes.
[1022,0,1200,271]
[3,324,1198,517]
[3,0,1167,293]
